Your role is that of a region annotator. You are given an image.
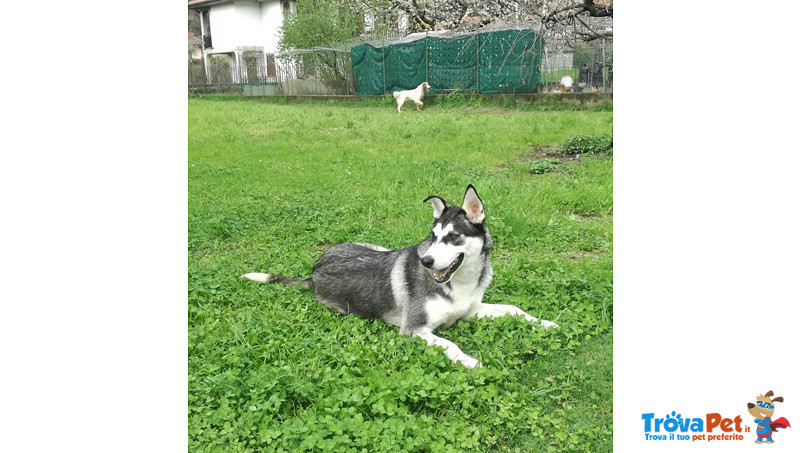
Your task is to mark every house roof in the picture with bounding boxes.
[187,0,232,9]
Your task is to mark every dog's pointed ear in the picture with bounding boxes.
[462,184,485,224]
[423,195,448,219]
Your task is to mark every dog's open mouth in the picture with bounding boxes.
[431,253,464,284]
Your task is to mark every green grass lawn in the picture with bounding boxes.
[189,96,613,452]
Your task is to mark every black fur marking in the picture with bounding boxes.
[476,254,492,287]
[433,206,485,237]
[422,195,449,206]
[270,275,313,288]
[430,206,491,255]
[400,250,430,328]
[311,244,398,320]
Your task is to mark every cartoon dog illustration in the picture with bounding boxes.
[747,390,791,443]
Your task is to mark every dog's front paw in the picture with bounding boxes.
[457,355,482,369]
[539,319,559,329]
[522,313,559,329]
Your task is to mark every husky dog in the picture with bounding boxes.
[243,185,558,368]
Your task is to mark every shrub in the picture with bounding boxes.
[529,159,559,174]
[435,89,467,108]
[560,134,612,155]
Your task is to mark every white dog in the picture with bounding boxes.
[558,75,574,93]
[393,82,430,113]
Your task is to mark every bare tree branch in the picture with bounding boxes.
[283,0,612,47]
[573,12,612,41]
[538,0,613,42]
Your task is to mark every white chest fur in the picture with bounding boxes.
[425,256,493,329]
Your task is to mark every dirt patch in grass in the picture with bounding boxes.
[496,146,580,172]
[570,212,605,220]
[522,145,582,163]
[565,249,611,260]
[494,146,583,175]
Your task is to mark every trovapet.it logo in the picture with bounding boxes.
[641,389,791,444]
[641,411,745,442]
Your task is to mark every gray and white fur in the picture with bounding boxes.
[242,185,558,368]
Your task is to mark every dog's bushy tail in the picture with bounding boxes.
[241,273,312,289]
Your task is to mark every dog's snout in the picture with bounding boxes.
[421,256,434,268]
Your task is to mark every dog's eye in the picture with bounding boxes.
[448,233,460,241]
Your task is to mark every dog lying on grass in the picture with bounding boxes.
[393,82,430,113]
[243,185,558,368]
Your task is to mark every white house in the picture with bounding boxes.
[188,0,296,83]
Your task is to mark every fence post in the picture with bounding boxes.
[476,32,480,94]
[345,51,350,96]
[381,39,386,95]
[602,38,606,92]
[425,35,429,84]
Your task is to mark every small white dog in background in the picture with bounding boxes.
[393,82,430,113]
[558,75,574,92]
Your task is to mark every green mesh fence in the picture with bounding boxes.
[352,29,543,95]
